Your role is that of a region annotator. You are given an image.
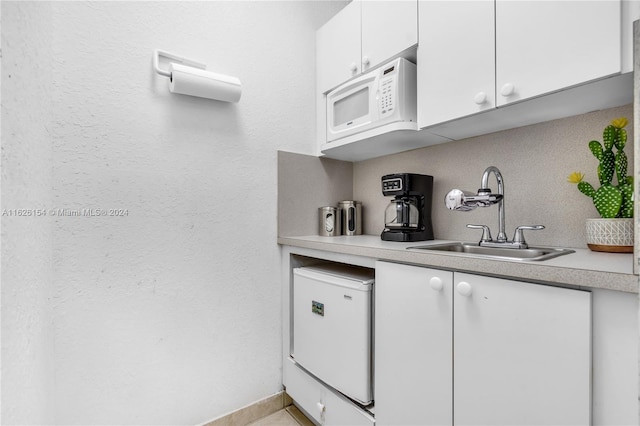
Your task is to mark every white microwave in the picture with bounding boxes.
[326,57,417,143]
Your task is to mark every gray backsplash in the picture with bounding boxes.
[278,151,353,237]
[354,104,634,249]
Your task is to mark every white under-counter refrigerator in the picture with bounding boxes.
[291,264,374,406]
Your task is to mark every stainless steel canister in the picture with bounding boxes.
[318,206,340,236]
[338,201,362,236]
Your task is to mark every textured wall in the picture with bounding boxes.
[2,1,346,425]
[278,151,353,237]
[354,104,634,248]
[1,2,56,424]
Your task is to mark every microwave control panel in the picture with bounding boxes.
[380,64,398,116]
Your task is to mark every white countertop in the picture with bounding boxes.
[278,235,638,293]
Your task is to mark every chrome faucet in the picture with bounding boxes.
[480,166,507,242]
[445,166,544,249]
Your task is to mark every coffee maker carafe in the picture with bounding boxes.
[381,173,434,242]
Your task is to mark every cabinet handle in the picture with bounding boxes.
[457,281,472,297]
[317,401,326,423]
[350,62,358,73]
[429,276,443,291]
[474,91,487,105]
[362,55,370,67]
[500,83,515,97]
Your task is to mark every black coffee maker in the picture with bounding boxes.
[381,173,434,242]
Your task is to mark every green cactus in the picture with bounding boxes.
[598,149,615,185]
[615,127,627,150]
[593,184,622,218]
[577,181,596,197]
[588,140,603,160]
[568,117,633,219]
[619,182,634,218]
[615,150,628,182]
[603,125,616,150]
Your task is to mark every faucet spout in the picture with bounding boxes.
[445,166,545,249]
[480,166,507,242]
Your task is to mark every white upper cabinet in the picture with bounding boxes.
[317,1,362,95]
[418,0,495,127]
[495,0,621,106]
[418,0,623,129]
[318,0,634,159]
[360,1,418,73]
[317,0,418,94]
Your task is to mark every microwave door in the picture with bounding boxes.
[334,87,369,128]
[326,74,378,142]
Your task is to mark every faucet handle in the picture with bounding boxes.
[512,225,545,247]
[467,224,492,243]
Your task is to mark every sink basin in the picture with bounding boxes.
[407,242,575,261]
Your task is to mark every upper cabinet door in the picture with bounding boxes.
[317,1,417,99]
[496,0,621,106]
[361,0,418,73]
[417,0,495,128]
[317,1,362,94]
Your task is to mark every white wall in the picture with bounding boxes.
[1,2,56,424]
[1,1,347,424]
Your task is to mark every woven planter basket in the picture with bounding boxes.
[585,218,634,253]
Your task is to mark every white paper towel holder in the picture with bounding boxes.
[153,49,242,103]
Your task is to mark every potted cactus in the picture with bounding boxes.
[568,117,633,252]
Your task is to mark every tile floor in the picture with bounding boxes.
[248,406,314,426]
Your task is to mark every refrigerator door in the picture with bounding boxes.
[292,265,373,405]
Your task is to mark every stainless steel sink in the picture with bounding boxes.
[407,242,575,261]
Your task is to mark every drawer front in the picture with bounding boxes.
[284,358,374,426]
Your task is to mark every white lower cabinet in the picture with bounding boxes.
[374,261,453,426]
[453,272,591,425]
[375,261,592,425]
[284,357,374,426]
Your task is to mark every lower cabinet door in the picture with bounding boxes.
[284,358,374,426]
[374,261,453,425]
[453,273,591,425]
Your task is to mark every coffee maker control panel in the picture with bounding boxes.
[382,177,403,193]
